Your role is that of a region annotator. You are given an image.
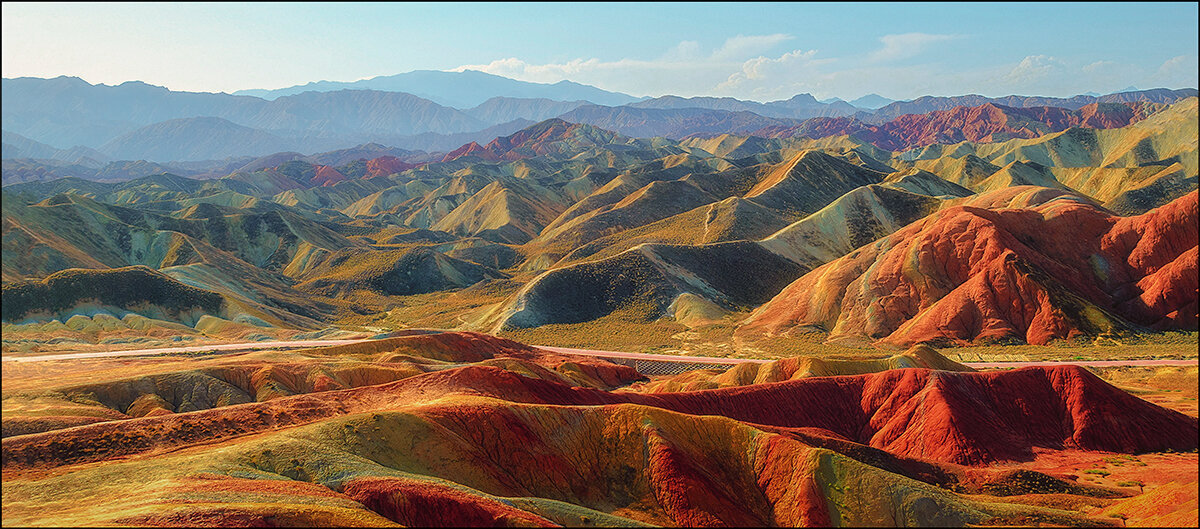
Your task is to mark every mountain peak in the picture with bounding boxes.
[848,93,895,109]
[439,118,626,163]
[785,93,819,104]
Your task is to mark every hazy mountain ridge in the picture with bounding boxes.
[628,93,859,120]
[4,74,1194,169]
[2,77,524,160]
[231,69,643,108]
[862,88,1198,124]
[755,101,1170,152]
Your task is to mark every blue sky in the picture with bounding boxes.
[3,2,1197,101]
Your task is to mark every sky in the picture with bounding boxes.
[3,2,1197,102]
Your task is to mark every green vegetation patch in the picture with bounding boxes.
[1,266,223,322]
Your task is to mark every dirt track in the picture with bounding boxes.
[0,339,368,363]
[4,338,1197,368]
[539,346,1199,368]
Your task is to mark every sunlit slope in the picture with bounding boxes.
[2,191,365,280]
[972,97,1198,169]
[431,177,568,244]
[4,332,1195,526]
[504,165,980,331]
[632,344,974,392]
[758,183,948,268]
[742,150,885,215]
[0,332,642,437]
[557,196,791,265]
[898,97,1198,214]
[516,148,895,284]
[740,188,1198,346]
[880,168,973,197]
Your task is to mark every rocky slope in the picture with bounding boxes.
[3,332,1195,526]
[740,188,1198,345]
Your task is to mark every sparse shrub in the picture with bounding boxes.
[1116,480,1144,493]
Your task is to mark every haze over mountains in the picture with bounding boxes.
[231,69,643,108]
[5,71,1193,171]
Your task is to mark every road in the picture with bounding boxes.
[0,339,369,363]
[537,347,1198,368]
[536,346,770,364]
[3,338,1197,368]
[962,359,1199,368]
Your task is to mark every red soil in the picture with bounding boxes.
[309,165,347,187]
[1,416,114,437]
[1014,449,1199,490]
[343,476,557,527]
[742,189,1199,345]
[364,156,416,177]
[441,142,501,162]
[5,357,1195,472]
[441,120,597,163]
[756,102,1158,151]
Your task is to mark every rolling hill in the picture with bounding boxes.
[3,332,1195,526]
[4,98,1197,349]
[739,188,1198,346]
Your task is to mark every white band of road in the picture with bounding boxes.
[4,338,1197,369]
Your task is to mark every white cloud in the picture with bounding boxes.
[1077,60,1144,93]
[715,49,834,100]
[661,40,702,61]
[448,36,1187,102]
[1156,55,1191,74]
[1002,55,1064,87]
[867,33,959,63]
[710,33,794,61]
[1145,54,1199,88]
[450,34,805,100]
[1082,60,1117,73]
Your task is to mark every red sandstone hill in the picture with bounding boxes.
[3,337,1194,471]
[440,141,500,162]
[440,118,633,163]
[4,331,1195,526]
[739,187,1199,346]
[365,155,418,177]
[308,165,347,186]
[754,102,1163,152]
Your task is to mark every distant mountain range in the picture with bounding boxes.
[2,73,1196,174]
[752,101,1170,152]
[859,88,1196,123]
[627,93,859,119]
[848,94,895,109]
[231,69,644,108]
